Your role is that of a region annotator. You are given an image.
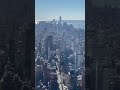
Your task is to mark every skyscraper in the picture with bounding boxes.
[60,16,62,22]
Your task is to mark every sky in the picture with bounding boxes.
[35,0,85,21]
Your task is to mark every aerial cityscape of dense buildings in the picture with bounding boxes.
[35,16,85,90]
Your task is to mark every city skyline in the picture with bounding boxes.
[35,0,85,21]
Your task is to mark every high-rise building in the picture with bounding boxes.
[60,16,62,22]
[45,36,53,60]
[76,50,83,69]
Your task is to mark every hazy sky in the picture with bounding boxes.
[35,0,85,21]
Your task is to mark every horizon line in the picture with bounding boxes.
[35,19,85,21]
